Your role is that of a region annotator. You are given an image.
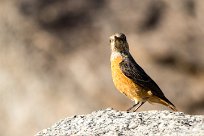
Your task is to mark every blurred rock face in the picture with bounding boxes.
[0,0,203,136]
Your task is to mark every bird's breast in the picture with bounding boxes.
[111,55,144,101]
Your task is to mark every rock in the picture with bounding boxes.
[36,108,204,136]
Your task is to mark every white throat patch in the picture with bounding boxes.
[110,51,122,61]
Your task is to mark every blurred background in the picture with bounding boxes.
[0,0,204,135]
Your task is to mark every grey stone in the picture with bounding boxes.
[36,108,204,136]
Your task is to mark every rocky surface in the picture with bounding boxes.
[36,108,204,136]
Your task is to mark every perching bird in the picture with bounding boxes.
[110,33,177,112]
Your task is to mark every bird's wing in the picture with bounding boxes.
[119,53,165,98]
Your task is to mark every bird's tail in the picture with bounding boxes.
[159,97,177,111]
[148,96,177,111]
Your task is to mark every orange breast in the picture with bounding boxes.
[111,56,145,101]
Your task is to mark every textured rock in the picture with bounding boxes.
[36,108,204,136]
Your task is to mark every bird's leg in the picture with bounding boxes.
[133,101,145,112]
[126,102,139,112]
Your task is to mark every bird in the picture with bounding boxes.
[109,33,177,112]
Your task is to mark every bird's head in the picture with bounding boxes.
[109,33,129,52]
